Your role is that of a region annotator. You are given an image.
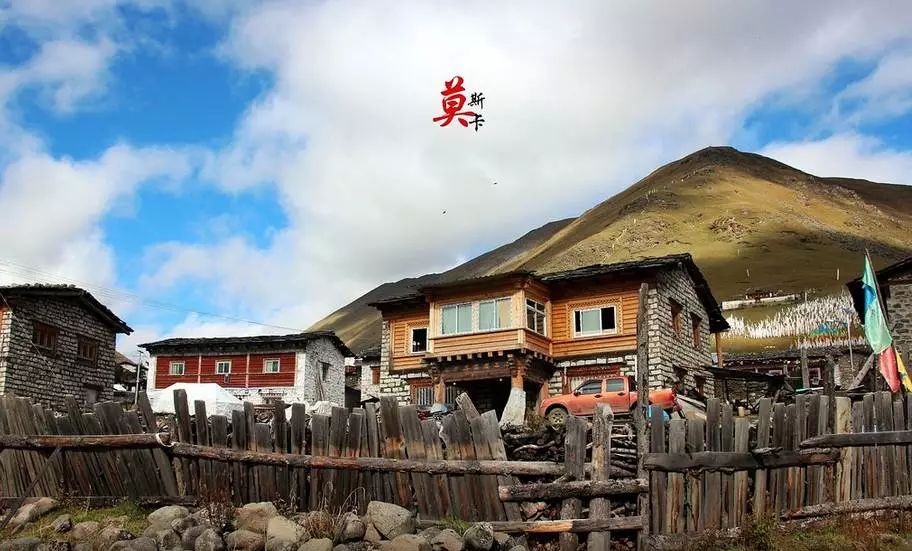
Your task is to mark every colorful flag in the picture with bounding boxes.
[897,347,912,392]
[862,255,899,392]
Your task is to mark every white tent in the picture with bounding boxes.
[148,383,245,417]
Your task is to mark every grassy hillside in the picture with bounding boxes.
[311,146,912,355]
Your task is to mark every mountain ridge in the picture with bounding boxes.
[310,146,912,355]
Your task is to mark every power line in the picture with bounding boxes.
[0,258,306,333]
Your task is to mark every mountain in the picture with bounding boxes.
[310,146,912,355]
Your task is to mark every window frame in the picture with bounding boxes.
[215,360,232,375]
[410,326,428,354]
[440,302,473,335]
[320,361,331,381]
[263,358,281,373]
[691,313,702,349]
[169,361,186,376]
[76,335,98,364]
[478,296,512,332]
[31,321,59,353]
[572,305,619,338]
[670,299,683,339]
[525,298,547,336]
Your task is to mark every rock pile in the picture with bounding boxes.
[0,500,529,551]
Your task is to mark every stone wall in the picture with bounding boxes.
[551,353,638,395]
[300,337,346,405]
[887,280,912,363]
[647,268,715,393]
[377,320,413,404]
[0,295,117,410]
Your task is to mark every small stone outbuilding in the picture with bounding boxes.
[0,284,133,410]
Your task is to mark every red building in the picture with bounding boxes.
[140,331,352,405]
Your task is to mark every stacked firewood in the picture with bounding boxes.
[502,420,640,477]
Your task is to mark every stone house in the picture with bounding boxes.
[140,332,352,406]
[0,284,133,410]
[369,253,729,413]
[847,256,912,366]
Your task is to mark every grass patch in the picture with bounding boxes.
[0,500,150,542]
[439,515,472,536]
[695,512,912,551]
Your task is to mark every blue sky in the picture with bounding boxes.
[0,2,911,355]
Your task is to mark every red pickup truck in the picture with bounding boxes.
[538,375,677,426]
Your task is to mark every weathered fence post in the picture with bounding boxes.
[559,415,586,551]
[588,403,613,551]
[635,282,650,550]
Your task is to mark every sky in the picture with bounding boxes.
[0,1,911,357]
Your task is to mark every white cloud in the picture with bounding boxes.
[0,145,193,288]
[762,133,912,184]
[836,48,912,123]
[145,1,912,329]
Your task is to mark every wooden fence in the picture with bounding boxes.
[643,392,912,547]
[0,391,645,547]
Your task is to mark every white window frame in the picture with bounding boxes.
[216,360,232,375]
[572,305,619,337]
[410,327,428,354]
[169,361,186,376]
[526,299,547,336]
[478,296,512,332]
[440,302,473,335]
[263,358,281,373]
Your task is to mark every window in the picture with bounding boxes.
[670,299,683,338]
[575,380,603,395]
[31,322,58,352]
[573,306,617,337]
[76,336,98,364]
[410,327,428,353]
[526,299,547,335]
[85,387,99,406]
[479,297,511,331]
[169,361,186,375]
[264,358,280,373]
[371,366,380,385]
[321,361,331,381]
[691,314,702,349]
[413,385,433,406]
[441,303,472,335]
[216,360,231,374]
[605,379,625,392]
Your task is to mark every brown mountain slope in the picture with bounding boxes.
[310,146,912,355]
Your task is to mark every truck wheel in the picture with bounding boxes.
[546,407,569,427]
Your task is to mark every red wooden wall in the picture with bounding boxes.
[153,352,297,389]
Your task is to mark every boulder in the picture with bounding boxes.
[148,505,190,528]
[266,516,307,543]
[182,524,210,549]
[297,538,333,551]
[462,523,493,551]
[366,501,415,540]
[430,529,464,551]
[49,514,72,533]
[380,535,431,551]
[340,513,366,542]
[418,528,441,542]
[235,503,280,535]
[363,522,383,545]
[194,528,227,551]
[97,526,134,548]
[129,537,159,551]
[155,528,183,550]
[333,545,349,551]
[172,515,199,535]
[267,540,298,551]
[507,546,527,551]
[225,529,266,551]
[70,521,101,542]
[0,537,43,551]
[71,545,93,551]
[7,497,59,530]
[492,534,510,549]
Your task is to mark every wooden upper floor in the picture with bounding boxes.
[372,255,728,372]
